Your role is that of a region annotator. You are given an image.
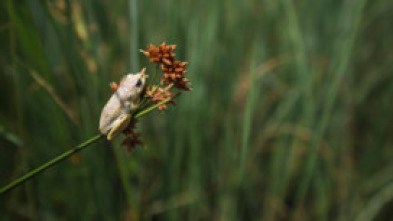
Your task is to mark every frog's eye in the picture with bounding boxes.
[135,79,142,87]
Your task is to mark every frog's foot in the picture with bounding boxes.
[130,100,140,112]
[107,113,132,140]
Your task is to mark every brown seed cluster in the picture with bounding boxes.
[141,42,191,91]
[121,119,143,153]
[146,84,177,111]
[142,42,177,64]
[109,82,119,92]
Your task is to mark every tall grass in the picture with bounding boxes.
[1,0,393,220]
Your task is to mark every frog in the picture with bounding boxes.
[99,72,147,140]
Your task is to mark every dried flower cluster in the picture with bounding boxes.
[146,84,177,111]
[121,119,143,153]
[109,42,191,151]
[141,42,191,92]
[109,82,119,92]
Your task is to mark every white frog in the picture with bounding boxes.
[99,72,147,140]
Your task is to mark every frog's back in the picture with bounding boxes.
[99,94,123,134]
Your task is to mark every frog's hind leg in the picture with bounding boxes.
[107,113,132,140]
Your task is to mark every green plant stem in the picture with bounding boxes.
[0,134,102,195]
[135,93,180,117]
[139,64,160,110]
[150,63,159,88]
[129,0,139,71]
[0,96,176,195]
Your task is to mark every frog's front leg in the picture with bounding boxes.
[131,97,141,112]
[107,113,132,140]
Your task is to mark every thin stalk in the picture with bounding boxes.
[0,96,176,195]
[0,134,102,195]
[138,64,160,110]
[238,57,256,184]
[135,94,180,118]
[149,63,160,88]
[129,0,139,71]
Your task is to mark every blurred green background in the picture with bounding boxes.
[1,0,393,220]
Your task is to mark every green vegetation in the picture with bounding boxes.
[1,0,393,220]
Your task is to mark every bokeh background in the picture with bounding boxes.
[1,0,393,220]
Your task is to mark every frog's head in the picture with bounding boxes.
[122,72,148,97]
